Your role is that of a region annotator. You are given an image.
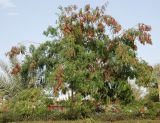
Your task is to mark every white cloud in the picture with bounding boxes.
[7,12,19,16]
[0,0,16,8]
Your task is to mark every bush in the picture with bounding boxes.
[121,101,160,120]
[63,100,95,120]
[1,94,160,122]
[146,88,159,102]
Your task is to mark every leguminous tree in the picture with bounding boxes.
[7,4,153,105]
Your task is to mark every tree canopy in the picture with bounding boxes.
[6,4,153,104]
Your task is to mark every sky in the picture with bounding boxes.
[0,0,160,66]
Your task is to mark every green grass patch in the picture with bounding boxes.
[11,119,160,123]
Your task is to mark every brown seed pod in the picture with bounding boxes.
[29,61,37,71]
[85,4,90,11]
[87,29,94,38]
[139,23,151,32]
[11,64,21,75]
[114,25,122,33]
[133,45,137,50]
[97,22,104,32]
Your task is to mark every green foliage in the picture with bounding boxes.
[0,59,22,98]
[146,88,159,102]
[15,4,153,105]
[121,100,160,119]
[1,3,156,122]
[9,88,46,116]
[43,26,58,37]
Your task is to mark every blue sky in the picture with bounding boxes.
[0,0,159,66]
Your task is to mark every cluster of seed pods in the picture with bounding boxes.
[11,63,21,75]
[6,46,24,58]
[60,4,122,39]
[138,23,152,44]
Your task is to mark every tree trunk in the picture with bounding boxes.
[71,88,74,103]
[158,82,160,102]
[53,86,55,97]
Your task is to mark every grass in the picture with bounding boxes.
[11,119,160,123]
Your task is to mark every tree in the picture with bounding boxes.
[0,58,22,98]
[8,4,153,105]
